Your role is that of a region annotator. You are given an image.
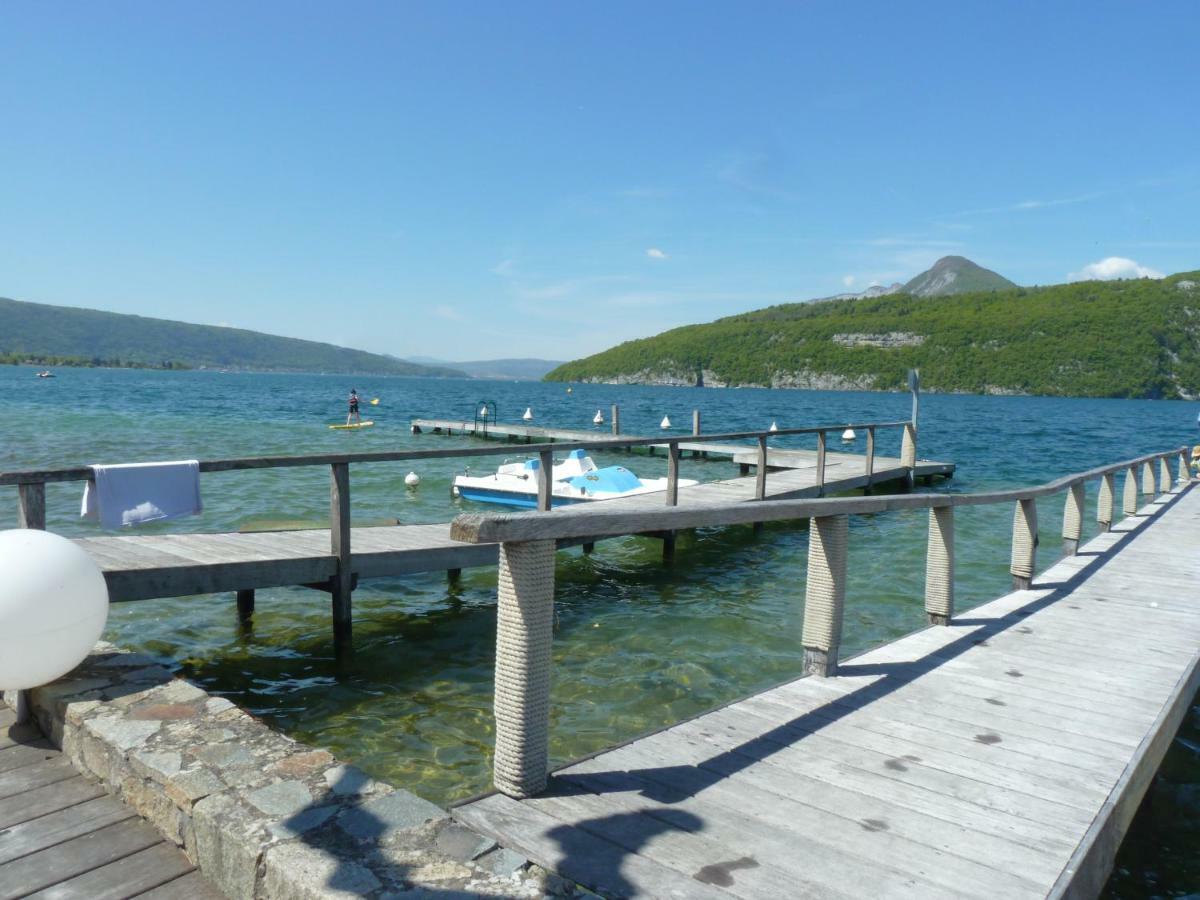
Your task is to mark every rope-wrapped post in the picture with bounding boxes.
[802,515,848,676]
[1141,461,1156,498]
[924,506,954,625]
[1123,466,1139,516]
[1010,498,1038,590]
[493,540,556,798]
[1160,456,1172,492]
[1097,472,1115,532]
[1061,482,1085,556]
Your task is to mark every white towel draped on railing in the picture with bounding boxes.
[81,460,203,528]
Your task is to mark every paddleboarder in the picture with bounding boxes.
[346,388,362,425]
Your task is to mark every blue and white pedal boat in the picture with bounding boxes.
[452,449,697,509]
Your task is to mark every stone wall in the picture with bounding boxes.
[4,643,583,899]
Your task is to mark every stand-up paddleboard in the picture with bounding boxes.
[329,421,375,430]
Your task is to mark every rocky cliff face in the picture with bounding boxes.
[901,256,1016,296]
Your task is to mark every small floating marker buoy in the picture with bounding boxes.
[660,415,671,430]
[405,471,420,488]
[522,407,533,421]
[842,428,856,441]
[593,409,604,425]
[567,387,573,394]
[768,421,778,433]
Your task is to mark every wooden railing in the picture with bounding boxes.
[0,418,917,529]
[448,447,1191,798]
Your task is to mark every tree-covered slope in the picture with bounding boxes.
[546,273,1200,399]
[0,297,465,376]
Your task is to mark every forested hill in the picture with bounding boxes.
[546,272,1200,399]
[0,297,465,376]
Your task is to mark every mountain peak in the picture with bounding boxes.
[902,256,1016,296]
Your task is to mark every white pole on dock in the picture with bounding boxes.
[612,405,620,436]
[692,410,701,436]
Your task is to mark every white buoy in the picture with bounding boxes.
[593,409,604,425]
[567,387,573,394]
[522,407,533,421]
[660,415,671,430]
[768,421,778,432]
[842,428,856,441]
[405,471,420,487]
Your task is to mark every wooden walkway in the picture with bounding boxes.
[410,417,955,479]
[75,443,949,603]
[453,483,1200,899]
[0,708,221,899]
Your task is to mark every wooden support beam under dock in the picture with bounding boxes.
[452,482,1200,899]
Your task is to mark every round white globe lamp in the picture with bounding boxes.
[0,530,109,691]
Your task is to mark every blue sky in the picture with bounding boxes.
[3,3,1198,361]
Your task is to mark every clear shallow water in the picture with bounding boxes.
[2,366,1197,895]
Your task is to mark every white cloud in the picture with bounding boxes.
[1069,257,1164,282]
[433,304,466,322]
[646,248,668,260]
[842,275,856,287]
[491,259,515,277]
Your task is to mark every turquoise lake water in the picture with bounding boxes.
[2,365,1197,896]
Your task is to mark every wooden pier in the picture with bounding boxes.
[0,707,221,899]
[1,417,949,652]
[448,447,1197,898]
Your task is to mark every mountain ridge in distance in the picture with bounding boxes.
[0,296,465,376]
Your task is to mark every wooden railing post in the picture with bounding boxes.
[611,405,620,436]
[13,480,44,721]
[1123,466,1139,516]
[1097,472,1115,532]
[666,441,679,507]
[924,506,954,625]
[815,431,827,497]
[330,462,353,652]
[864,427,876,485]
[1141,461,1156,498]
[1010,498,1037,590]
[493,540,556,798]
[537,450,553,512]
[1062,482,1085,556]
[1181,450,1191,484]
[1159,456,1172,492]
[17,481,46,530]
[802,515,848,676]
[755,435,768,500]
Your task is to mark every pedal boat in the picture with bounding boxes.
[452,448,698,509]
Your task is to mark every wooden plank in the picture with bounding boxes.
[0,756,77,801]
[24,842,194,900]
[0,795,136,865]
[0,740,58,775]
[0,776,105,830]
[0,818,163,899]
